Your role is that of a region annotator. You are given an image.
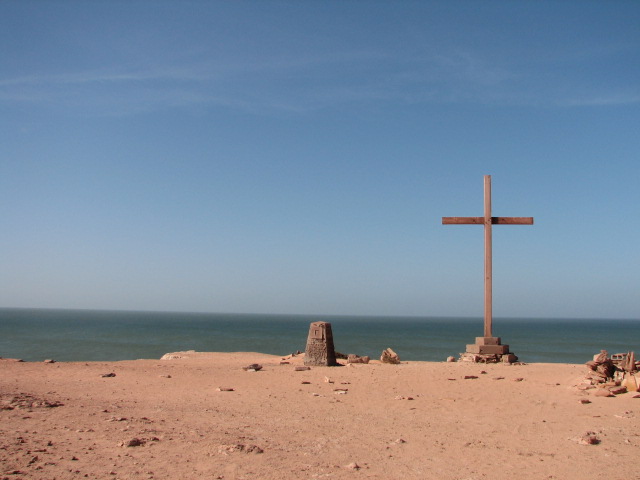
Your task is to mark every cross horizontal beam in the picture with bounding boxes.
[442,217,533,225]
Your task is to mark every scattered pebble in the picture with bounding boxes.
[575,431,600,445]
[345,462,361,470]
[514,378,524,382]
[242,364,263,371]
[43,359,56,364]
[125,438,145,447]
[217,387,234,392]
[464,375,478,380]
[301,381,311,384]
[324,376,334,383]
[579,399,592,404]
[101,373,116,378]
[614,411,634,419]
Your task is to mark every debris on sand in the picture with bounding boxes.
[347,354,370,364]
[584,350,639,394]
[573,431,600,445]
[217,444,263,455]
[242,364,263,371]
[380,348,400,364]
[1,393,64,410]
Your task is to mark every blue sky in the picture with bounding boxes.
[1,1,638,319]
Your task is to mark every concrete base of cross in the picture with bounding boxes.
[466,337,509,355]
[460,337,518,363]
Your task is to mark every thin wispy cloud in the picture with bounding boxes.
[1,47,637,115]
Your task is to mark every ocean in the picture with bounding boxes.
[0,308,638,364]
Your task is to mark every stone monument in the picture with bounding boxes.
[304,321,338,366]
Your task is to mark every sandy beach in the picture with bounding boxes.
[1,352,638,480]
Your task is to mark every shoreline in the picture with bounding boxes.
[2,351,638,479]
[2,350,589,367]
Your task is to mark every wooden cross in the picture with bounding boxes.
[442,175,533,338]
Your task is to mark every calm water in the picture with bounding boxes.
[0,308,638,364]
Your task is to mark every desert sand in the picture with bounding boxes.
[1,352,638,480]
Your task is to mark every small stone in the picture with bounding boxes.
[43,359,55,364]
[579,399,592,404]
[446,356,456,362]
[464,375,478,380]
[346,462,361,470]
[514,378,524,382]
[101,373,116,378]
[324,376,333,383]
[217,387,234,392]
[242,364,262,371]
[126,438,145,447]
[301,381,311,384]
[295,366,311,371]
[502,353,518,364]
[609,386,627,395]
[159,374,172,378]
[394,438,406,444]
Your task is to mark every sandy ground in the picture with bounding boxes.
[1,352,638,480]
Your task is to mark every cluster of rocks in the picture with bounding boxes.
[459,352,518,364]
[584,350,639,395]
[0,393,64,410]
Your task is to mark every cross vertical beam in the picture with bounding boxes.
[442,175,533,342]
[484,175,492,337]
